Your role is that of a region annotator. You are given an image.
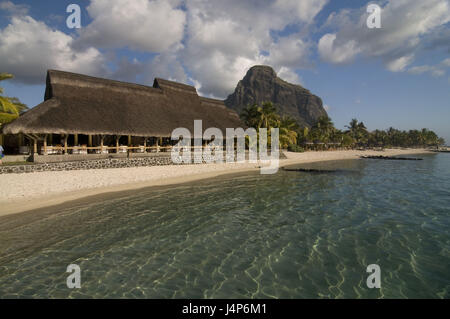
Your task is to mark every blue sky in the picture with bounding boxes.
[1,0,449,142]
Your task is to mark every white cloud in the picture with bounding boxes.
[407,57,450,77]
[273,0,329,24]
[442,58,450,67]
[268,35,311,69]
[1,0,328,96]
[181,0,327,97]
[0,16,105,84]
[385,55,414,72]
[0,0,29,16]
[277,67,302,85]
[318,33,360,63]
[144,48,188,83]
[318,0,450,72]
[77,0,186,52]
[432,69,446,77]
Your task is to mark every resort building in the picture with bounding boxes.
[0,70,242,162]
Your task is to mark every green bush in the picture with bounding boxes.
[287,144,305,152]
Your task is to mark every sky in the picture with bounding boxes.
[0,0,449,142]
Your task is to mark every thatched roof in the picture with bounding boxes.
[1,70,242,137]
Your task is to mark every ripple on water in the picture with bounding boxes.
[0,155,449,298]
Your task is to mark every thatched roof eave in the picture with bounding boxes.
[1,70,243,137]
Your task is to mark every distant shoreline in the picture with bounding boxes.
[0,149,432,217]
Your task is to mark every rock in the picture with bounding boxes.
[224,65,327,127]
[282,167,338,173]
[360,155,423,161]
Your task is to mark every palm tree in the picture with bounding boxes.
[0,73,28,125]
[312,115,335,143]
[345,119,359,137]
[345,118,368,147]
[357,121,368,145]
[241,103,300,149]
[240,102,279,129]
[259,102,279,129]
[240,104,261,128]
[297,126,310,144]
[278,116,298,148]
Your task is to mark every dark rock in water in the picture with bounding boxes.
[282,167,338,174]
[224,65,328,127]
[360,156,423,161]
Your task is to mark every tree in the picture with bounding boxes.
[345,119,359,138]
[240,103,299,149]
[296,126,309,144]
[241,102,279,129]
[259,102,279,129]
[311,115,335,143]
[278,116,298,148]
[358,121,369,145]
[0,73,28,125]
[345,119,368,146]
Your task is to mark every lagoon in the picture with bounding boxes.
[0,154,448,298]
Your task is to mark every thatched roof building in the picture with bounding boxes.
[1,70,242,137]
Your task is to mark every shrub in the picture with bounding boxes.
[287,144,305,152]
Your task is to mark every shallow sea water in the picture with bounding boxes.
[0,154,449,298]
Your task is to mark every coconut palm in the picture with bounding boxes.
[345,118,368,146]
[297,126,310,144]
[278,116,298,148]
[311,115,335,143]
[241,102,279,129]
[345,119,359,137]
[259,102,279,129]
[0,73,28,125]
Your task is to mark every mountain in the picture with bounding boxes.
[224,65,328,127]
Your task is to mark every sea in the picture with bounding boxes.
[0,153,448,298]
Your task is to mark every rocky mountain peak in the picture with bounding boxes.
[224,65,328,127]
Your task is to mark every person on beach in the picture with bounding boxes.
[0,144,4,165]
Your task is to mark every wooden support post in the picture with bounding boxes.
[74,134,79,146]
[33,138,38,155]
[88,135,93,147]
[64,135,69,155]
[156,137,160,153]
[116,135,120,153]
[144,137,147,153]
[0,133,3,146]
[128,135,132,146]
[100,135,104,152]
[43,134,48,155]
[49,133,53,146]
[17,133,23,147]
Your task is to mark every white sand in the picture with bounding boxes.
[0,149,431,216]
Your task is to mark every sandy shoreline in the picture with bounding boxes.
[0,149,431,217]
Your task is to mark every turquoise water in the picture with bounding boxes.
[0,154,449,298]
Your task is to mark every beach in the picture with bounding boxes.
[0,148,431,217]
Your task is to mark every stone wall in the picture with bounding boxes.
[0,156,175,175]
[0,151,284,175]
